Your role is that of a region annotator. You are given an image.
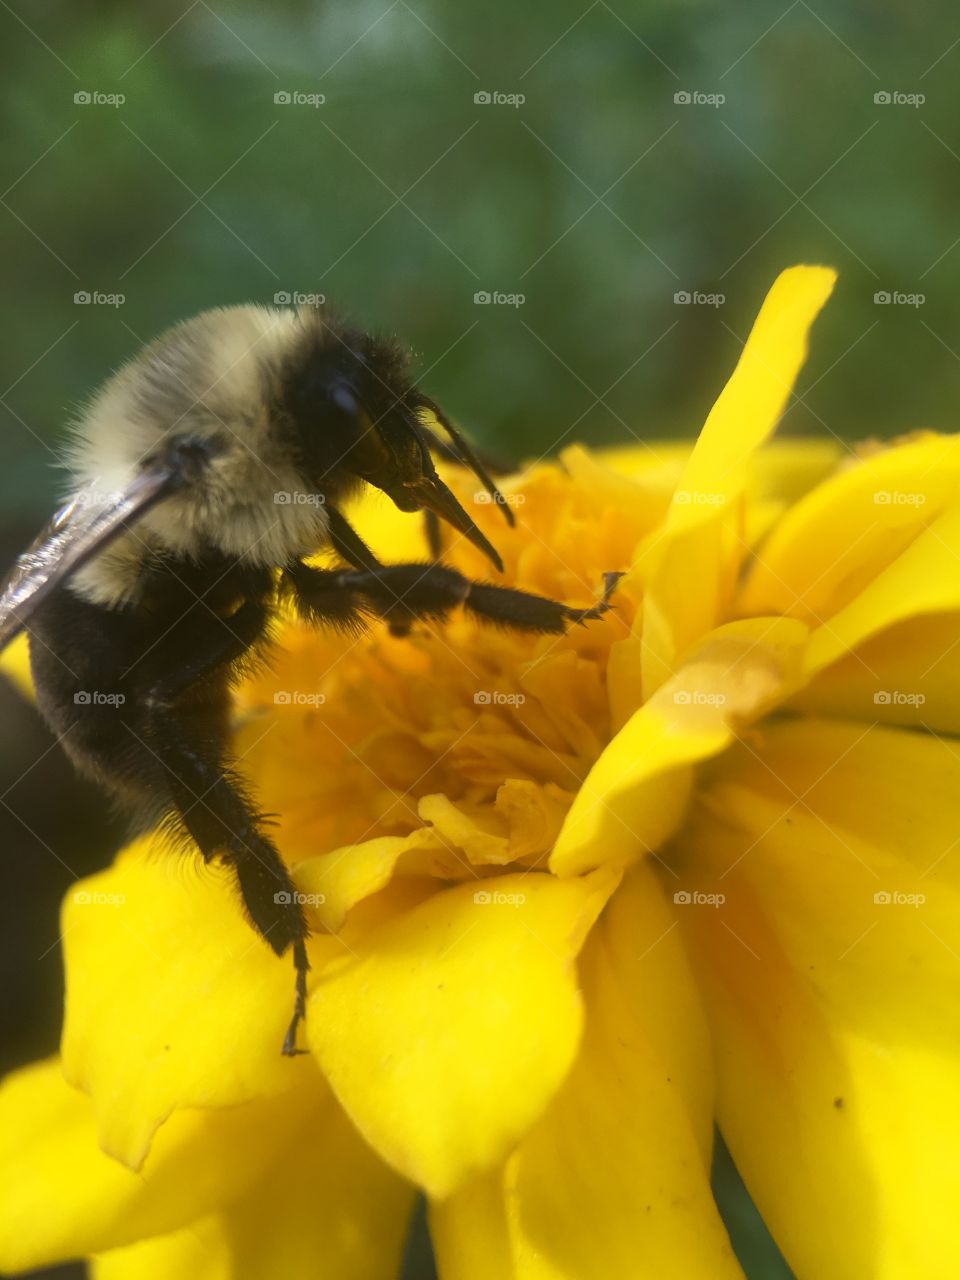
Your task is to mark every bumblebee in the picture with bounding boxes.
[0,304,619,1052]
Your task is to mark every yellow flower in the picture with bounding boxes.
[2,264,958,1278]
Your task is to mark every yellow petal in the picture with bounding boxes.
[294,829,448,932]
[0,632,33,700]
[0,1056,316,1272]
[598,437,839,515]
[430,1170,515,1280]
[431,864,743,1280]
[794,612,960,732]
[61,837,324,1168]
[550,616,808,876]
[417,783,573,868]
[638,265,836,694]
[92,1079,413,1280]
[93,1217,228,1280]
[675,718,960,1278]
[798,494,960,732]
[802,498,960,675]
[740,432,960,622]
[308,868,618,1197]
[745,437,843,515]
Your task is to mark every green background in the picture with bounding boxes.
[2,2,957,1276]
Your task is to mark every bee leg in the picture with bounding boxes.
[326,507,421,634]
[325,503,448,632]
[135,599,311,1055]
[286,560,623,636]
[326,505,381,572]
[144,707,312,1054]
[423,509,443,560]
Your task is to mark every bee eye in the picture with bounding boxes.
[329,382,361,419]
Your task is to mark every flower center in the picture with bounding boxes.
[235,451,665,881]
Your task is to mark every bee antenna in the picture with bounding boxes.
[410,393,516,528]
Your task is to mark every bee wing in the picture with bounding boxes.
[0,462,180,651]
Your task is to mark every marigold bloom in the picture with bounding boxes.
[2,265,957,1278]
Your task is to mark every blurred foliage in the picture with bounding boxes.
[2,0,960,527]
[1,2,957,1277]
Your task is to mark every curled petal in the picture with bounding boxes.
[431,864,743,1280]
[61,839,324,1168]
[637,264,836,694]
[308,868,618,1197]
[91,1078,413,1280]
[0,1057,316,1272]
[550,616,808,876]
[674,718,960,1278]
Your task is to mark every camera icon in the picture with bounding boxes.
[474,491,492,504]
[874,490,891,504]
[274,91,292,105]
[674,91,691,104]
[473,291,491,304]
[874,91,891,105]
[674,290,691,304]
[874,690,892,704]
[274,891,292,904]
[274,691,292,705]
[473,890,492,904]
[274,491,292,504]
[74,91,91,105]
[673,890,692,904]
[474,91,491,105]
[673,690,692,705]
[474,691,492,705]
[73,690,91,705]
[874,291,891,304]
[274,291,291,304]
[73,889,91,905]
[74,291,91,305]
[874,890,892,904]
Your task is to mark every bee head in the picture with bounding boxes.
[285,322,509,572]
